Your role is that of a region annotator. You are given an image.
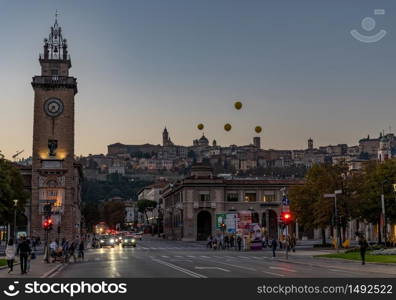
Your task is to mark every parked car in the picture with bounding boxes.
[133,232,143,240]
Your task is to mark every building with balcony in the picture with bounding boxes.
[161,163,303,241]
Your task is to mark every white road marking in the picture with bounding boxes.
[202,259,257,272]
[195,266,230,272]
[329,269,357,274]
[200,256,210,258]
[174,255,183,258]
[269,266,297,273]
[161,255,169,258]
[187,255,195,258]
[238,256,250,259]
[151,258,207,278]
[262,270,285,277]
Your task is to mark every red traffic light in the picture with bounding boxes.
[281,212,293,224]
[43,218,53,230]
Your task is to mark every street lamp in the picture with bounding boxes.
[324,190,342,253]
[13,199,18,242]
[381,180,388,245]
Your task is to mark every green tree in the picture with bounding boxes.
[0,152,30,231]
[101,201,125,229]
[290,163,345,245]
[354,159,396,243]
[137,199,157,224]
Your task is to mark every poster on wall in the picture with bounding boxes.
[225,213,237,233]
[237,211,252,230]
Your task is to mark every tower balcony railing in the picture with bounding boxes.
[32,76,77,93]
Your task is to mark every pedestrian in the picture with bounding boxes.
[357,232,368,265]
[237,235,242,251]
[67,242,77,263]
[230,235,235,249]
[224,235,229,249]
[5,239,16,273]
[207,235,213,248]
[271,238,278,257]
[16,236,31,274]
[62,240,70,261]
[50,240,57,262]
[290,233,296,252]
[78,240,85,262]
[212,237,218,250]
[218,234,224,250]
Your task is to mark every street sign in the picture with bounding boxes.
[282,196,290,206]
[324,194,335,198]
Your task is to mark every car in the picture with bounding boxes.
[99,236,116,248]
[133,232,143,240]
[122,236,137,248]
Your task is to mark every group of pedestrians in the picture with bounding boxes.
[206,233,297,256]
[5,236,35,274]
[207,234,242,250]
[48,238,85,263]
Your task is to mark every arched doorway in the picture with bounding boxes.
[268,210,278,239]
[252,212,259,224]
[197,211,211,241]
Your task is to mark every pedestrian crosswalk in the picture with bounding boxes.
[83,254,272,263]
[138,246,205,250]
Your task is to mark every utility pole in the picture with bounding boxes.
[381,180,387,245]
[324,190,342,253]
[13,200,18,242]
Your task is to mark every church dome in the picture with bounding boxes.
[199,135,209,145]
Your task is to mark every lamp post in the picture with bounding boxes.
[13,199,18,242]
[381,180,388,245]
[324,190,342,253]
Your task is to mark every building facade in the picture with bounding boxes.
[161,163,303,241]
[30,18,82,241]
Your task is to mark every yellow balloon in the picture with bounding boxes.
[197,123,204,130]
[234,101,242,110]
[255,126,262,133]
[224,123,232,132]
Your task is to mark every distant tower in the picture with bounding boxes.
[253,137,261,149]
[212,139,217,147]
[378,135,391,162]
[162,127,169,146]
[162,127,173,146]
[308,138,314,150]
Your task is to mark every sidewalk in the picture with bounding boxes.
[0,254,65,278]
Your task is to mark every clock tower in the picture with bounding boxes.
[31,17,82,241]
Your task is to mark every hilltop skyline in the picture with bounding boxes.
[1,0,395,159]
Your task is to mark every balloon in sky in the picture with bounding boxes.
[255,126,262,133]
[224,123,232,132]
[234,101,242,110]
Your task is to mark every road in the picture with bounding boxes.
[53,237,395,278]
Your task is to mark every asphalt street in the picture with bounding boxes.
[53,237,396,278]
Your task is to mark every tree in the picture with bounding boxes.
[354,159,396,243]
[101,201,125,229]
[137,199,157,224]
[290,163,345,245]
[0,152,30,231]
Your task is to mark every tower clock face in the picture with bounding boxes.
[44,98,64,117]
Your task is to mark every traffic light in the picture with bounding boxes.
[280,211,293,225]
[43,218,53,231]
[220,223,226,231]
